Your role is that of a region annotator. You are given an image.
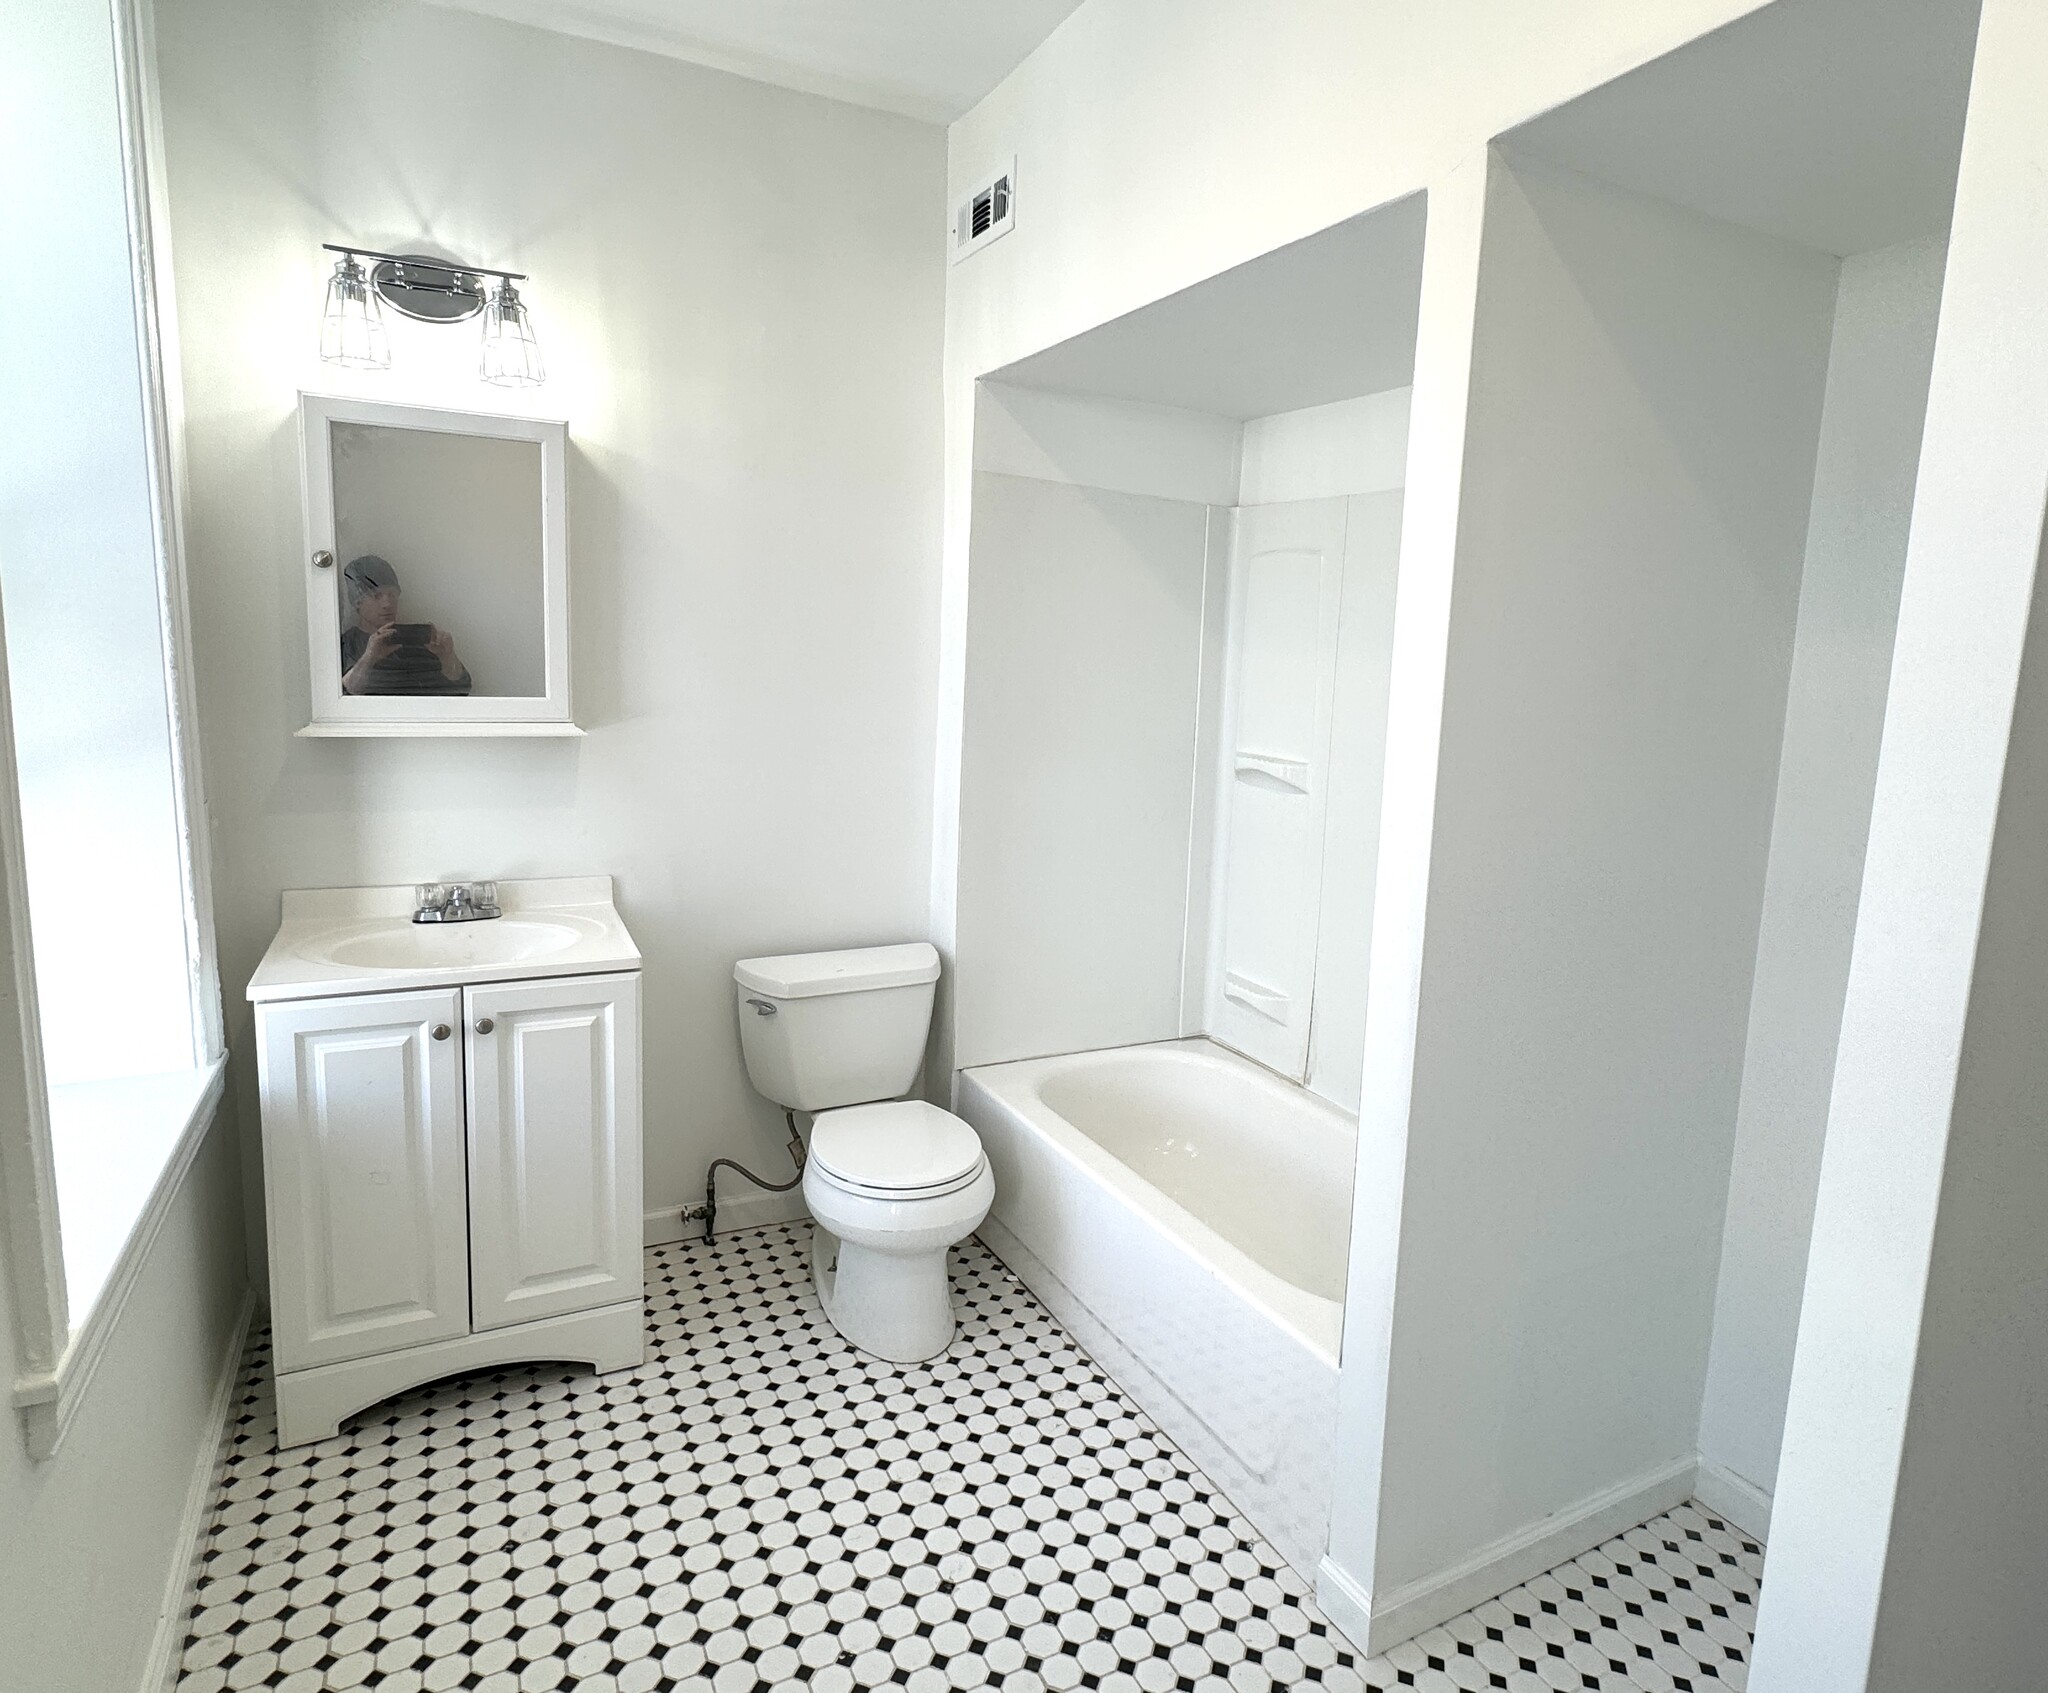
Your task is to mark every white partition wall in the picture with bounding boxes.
[1322,148,1838,1648]
[1752,2,2048,1682]
[1694,232,1946,1531]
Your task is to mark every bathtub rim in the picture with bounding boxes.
[957,1037,1352,1368]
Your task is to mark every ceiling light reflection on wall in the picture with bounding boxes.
[317,244,545,386]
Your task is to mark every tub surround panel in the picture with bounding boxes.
[953,473,1211,1069]
[974,382,1243,507]
[1238,389,1412,507]
[1191,486,1404,1111]
[1304,491,1404,1113]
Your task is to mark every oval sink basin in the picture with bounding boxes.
[305,917,589,971]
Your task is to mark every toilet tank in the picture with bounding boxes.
[734,942,941,1111]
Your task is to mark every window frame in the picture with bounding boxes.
[0,0,227,1461]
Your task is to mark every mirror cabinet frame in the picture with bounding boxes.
[297,393,576,736]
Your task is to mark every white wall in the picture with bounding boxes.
[0,0,195,1089]
[1340,152,1833,1631]
[0,1107,245,1691]
[1752,2,2048,1682]
[945,0,1773,383]
[152,0,945,1247]
[1695,234,1945,1521]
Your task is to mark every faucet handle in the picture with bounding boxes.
[413,878,501,922]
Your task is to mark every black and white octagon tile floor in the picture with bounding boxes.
[173,1225,1765,1693]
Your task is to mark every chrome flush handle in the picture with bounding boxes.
[746,998,777,1017]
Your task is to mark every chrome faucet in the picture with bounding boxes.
[413,880,502,924]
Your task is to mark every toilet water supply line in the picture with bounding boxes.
[701,1110,808,1244]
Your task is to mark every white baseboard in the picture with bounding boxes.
[142,1285,255,1692]
[1314,1556,1374,1659]
[1326,1454,1700,1657]
[1692,1456,1773,1541]
[643,1184,808,1247]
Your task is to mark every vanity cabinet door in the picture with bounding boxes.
[463,973,642,1331]
[258,988,470,1371]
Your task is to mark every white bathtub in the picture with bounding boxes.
[956,1038,1356,1573]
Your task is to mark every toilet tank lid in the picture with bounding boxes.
[733,941,939,999]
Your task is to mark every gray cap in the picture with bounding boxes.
[341,553,398,616]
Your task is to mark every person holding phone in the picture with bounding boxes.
[339,555,472,695]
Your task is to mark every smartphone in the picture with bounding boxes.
[394,623,433,646]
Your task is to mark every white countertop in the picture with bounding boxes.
[247,876,641,1004]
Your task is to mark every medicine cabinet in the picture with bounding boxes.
[297,393,576,736]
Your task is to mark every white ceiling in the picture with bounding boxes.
[420,0,1085,122]
[990,195,1429,421]
[1506,0,1980,257]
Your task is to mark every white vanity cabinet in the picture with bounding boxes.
[259,988,472,1373]
[257,967,643,1447]
[463,975,642,1329]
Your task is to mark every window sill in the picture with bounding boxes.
[11,1055,228,1459]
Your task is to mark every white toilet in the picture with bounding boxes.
[732,941,993,1363]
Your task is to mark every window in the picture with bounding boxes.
[0,0,223,1457]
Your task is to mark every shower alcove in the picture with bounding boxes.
[940,0,1987,1666]
[945,193,1428,1574]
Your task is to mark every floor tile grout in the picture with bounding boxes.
[173,1224,1763,1693]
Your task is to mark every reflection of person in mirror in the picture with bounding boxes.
[340,555,472,695]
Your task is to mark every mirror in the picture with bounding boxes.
[298,395,573,735]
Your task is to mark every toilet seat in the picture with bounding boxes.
[810,1100,986,1201]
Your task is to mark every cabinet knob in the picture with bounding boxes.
[431,1023,451,1041]
[475,1017,494,1034]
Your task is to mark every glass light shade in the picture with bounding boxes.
[319,254,390,369]
[479,280,545,387]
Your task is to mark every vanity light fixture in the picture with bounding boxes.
[318,244,546,387]
[479,278,545,388]
[317,251,390,369]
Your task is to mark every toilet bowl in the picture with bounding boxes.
[731,942,993,1363]
[802,1100,994,1362]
